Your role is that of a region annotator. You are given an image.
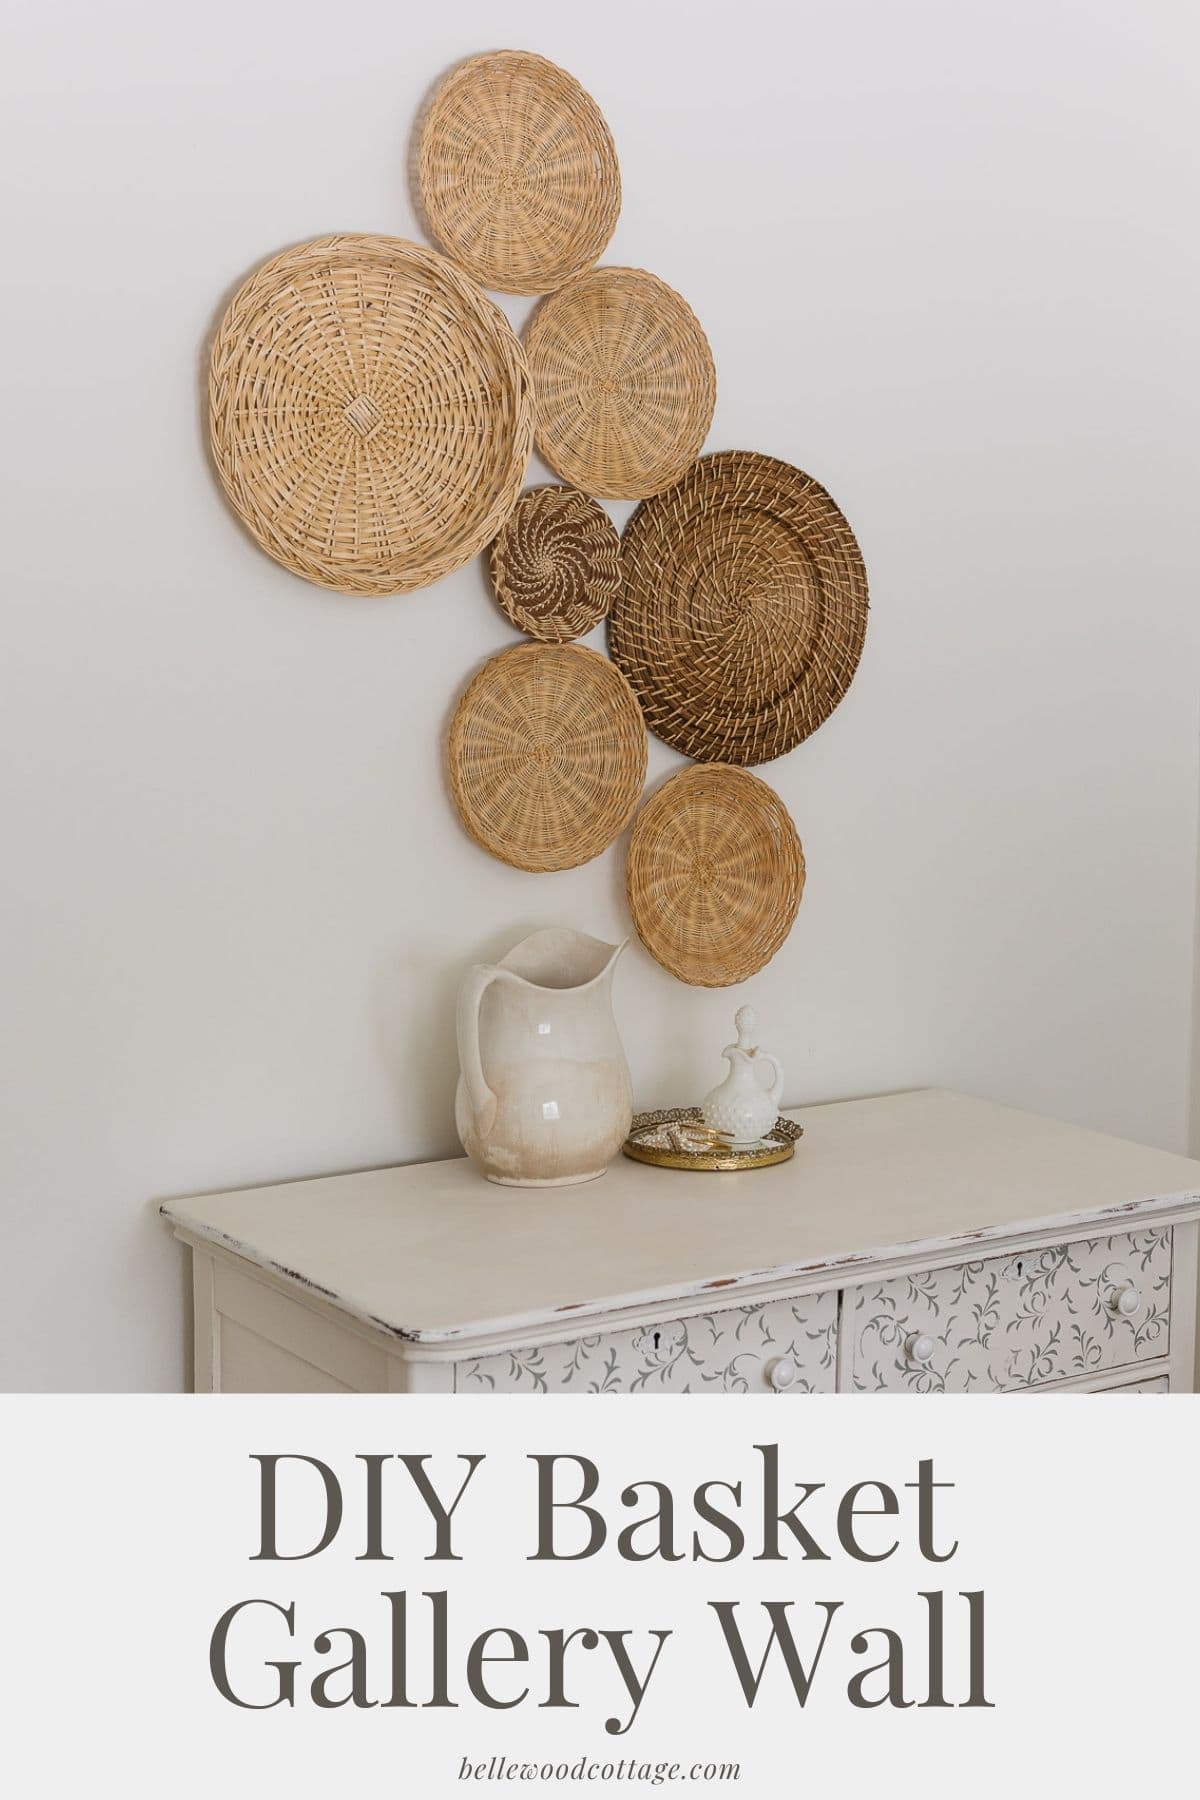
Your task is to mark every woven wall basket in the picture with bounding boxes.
[525,268,716,500]
[612,451,869,763]
[209,235,533,596]
[490,486,621,642]
[448,643,647,871]
[626,764,805,986]
[417,50,620,296]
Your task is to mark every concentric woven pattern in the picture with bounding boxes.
[448,644,647,871]
[525,268,716,499]
[417,51,620,295]
[626,764,805,986]
[209,235,533,595]
[490,486,620,641]
[612,451,868,763]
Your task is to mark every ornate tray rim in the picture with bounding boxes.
[622,1106,801,1172]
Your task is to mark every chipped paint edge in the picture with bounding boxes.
[162,1186,1200,1356]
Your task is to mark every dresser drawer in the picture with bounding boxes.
[848,1227,1172,1393]
[455,1291,838,1393]
[1098,1374,1170,1394]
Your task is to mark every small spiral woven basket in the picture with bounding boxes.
[613,451,869,763]
[208,235,533,596]
[417,50,620,295]
[525,268,716,499]
[490,486,621,641]
[448,643,647,871]
[626,764,805,986]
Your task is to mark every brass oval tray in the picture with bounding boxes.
[622,1107,801,1172]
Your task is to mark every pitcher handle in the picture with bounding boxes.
[758,1052,785,1110]
[457,964,499,1139]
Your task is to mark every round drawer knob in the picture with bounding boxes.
[1111,1283,1141,1318]
[767,1355,797,1392]
[905,1332,936,1366]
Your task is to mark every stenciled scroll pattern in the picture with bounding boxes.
[849,1229,1171,1393]
[456,1293,838,1394]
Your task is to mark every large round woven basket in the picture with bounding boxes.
[612,451,868,763]
[448,643,647,871]
[418,51,620,295]
[626,764,805,986]
[490,486,620,642]
[209,235,533,595]
[525,268,716,500]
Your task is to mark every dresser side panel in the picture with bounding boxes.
[212,1260,390,1392]
[192,1250,218,1393]
[1169,1218,1198,1392]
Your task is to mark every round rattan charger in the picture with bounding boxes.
[612,451,868,762]
[418,50,621,295]
[626,764,805,986]
[448,643,647,871]
[209,234,532,595]
[525,267,715,500]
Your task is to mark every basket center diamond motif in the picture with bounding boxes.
[343,394,384,440]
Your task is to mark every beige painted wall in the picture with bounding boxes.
[2,0,1198,1388]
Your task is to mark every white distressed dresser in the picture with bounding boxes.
[160,1090,1200,1395]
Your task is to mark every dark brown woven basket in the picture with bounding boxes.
[612,451,868,763]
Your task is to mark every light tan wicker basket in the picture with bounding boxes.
[418,50,620,295]
[612,451,868,763]
[208,235,533,595]
[525,268,716,499]
[448,643,647,871]
[490,487,621,642]
[626,764,805,986]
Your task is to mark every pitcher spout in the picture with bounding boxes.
[595,934,628,985]
[496,927,626,992]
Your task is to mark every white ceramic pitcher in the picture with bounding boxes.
[455,929,633,1187]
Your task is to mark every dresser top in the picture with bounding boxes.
[160,1089,1200,1346]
